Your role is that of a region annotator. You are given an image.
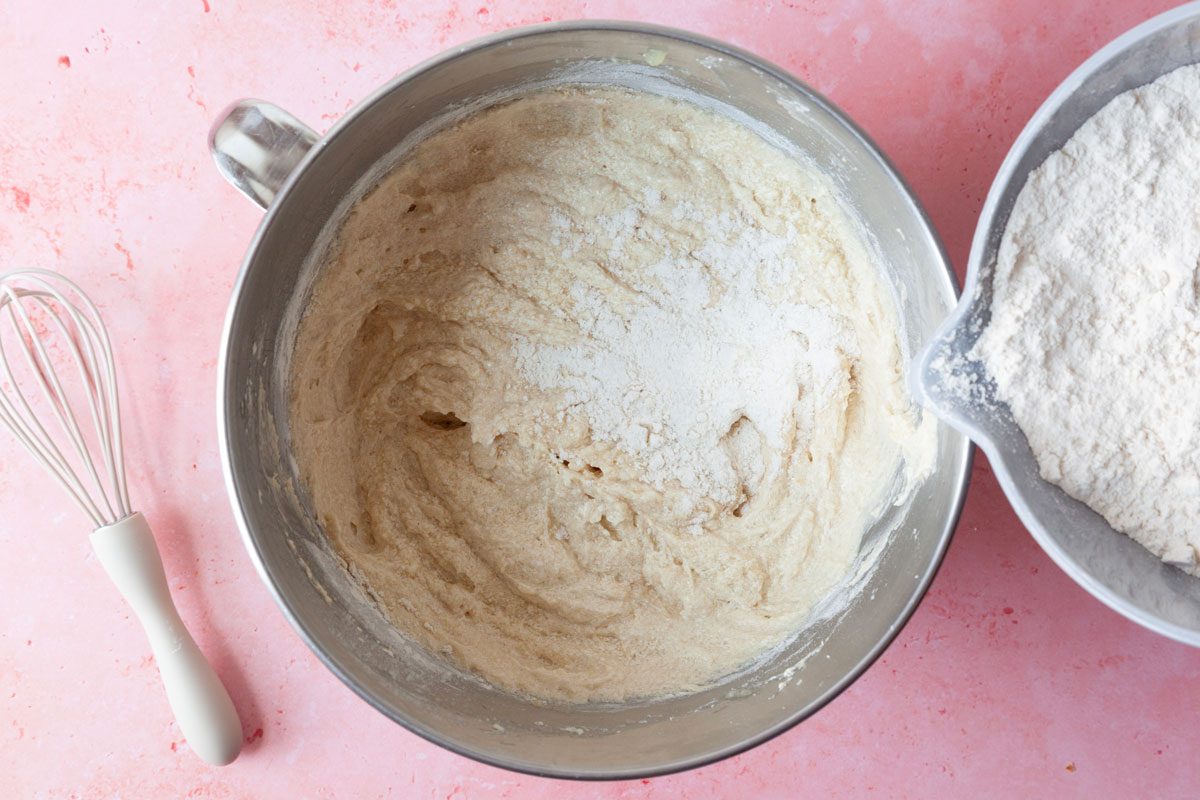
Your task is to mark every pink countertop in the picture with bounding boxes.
[1,1,1195,797]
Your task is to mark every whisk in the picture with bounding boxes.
[0,268,242,765]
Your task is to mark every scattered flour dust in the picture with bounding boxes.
[977,63,1200,571]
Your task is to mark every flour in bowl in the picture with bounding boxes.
[512,202,849,510]
[290,85,934,702]
[977,64,1200,571]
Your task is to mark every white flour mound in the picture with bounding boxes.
[977,63,1200,572]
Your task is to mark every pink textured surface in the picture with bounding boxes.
[0,1,1194,797]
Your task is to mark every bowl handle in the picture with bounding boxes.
[208,99,318,209]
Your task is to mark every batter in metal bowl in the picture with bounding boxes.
[289,86,933,702]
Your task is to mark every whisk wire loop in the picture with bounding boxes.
[0,269,131,528]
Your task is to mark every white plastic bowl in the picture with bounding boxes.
[914,3,1200,646]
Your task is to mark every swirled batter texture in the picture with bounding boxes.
[290,87,933,702]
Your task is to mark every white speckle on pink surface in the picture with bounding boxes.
[851,23,872,60]
[0,1,1195,798]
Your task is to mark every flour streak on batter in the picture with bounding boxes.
[290,86,933,702]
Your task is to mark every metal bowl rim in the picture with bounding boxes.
[216,19,974,780]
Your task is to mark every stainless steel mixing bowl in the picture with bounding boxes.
[914,4,1200,646]
[210,21,970,779]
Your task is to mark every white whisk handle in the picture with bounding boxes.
[90,512,242,765]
